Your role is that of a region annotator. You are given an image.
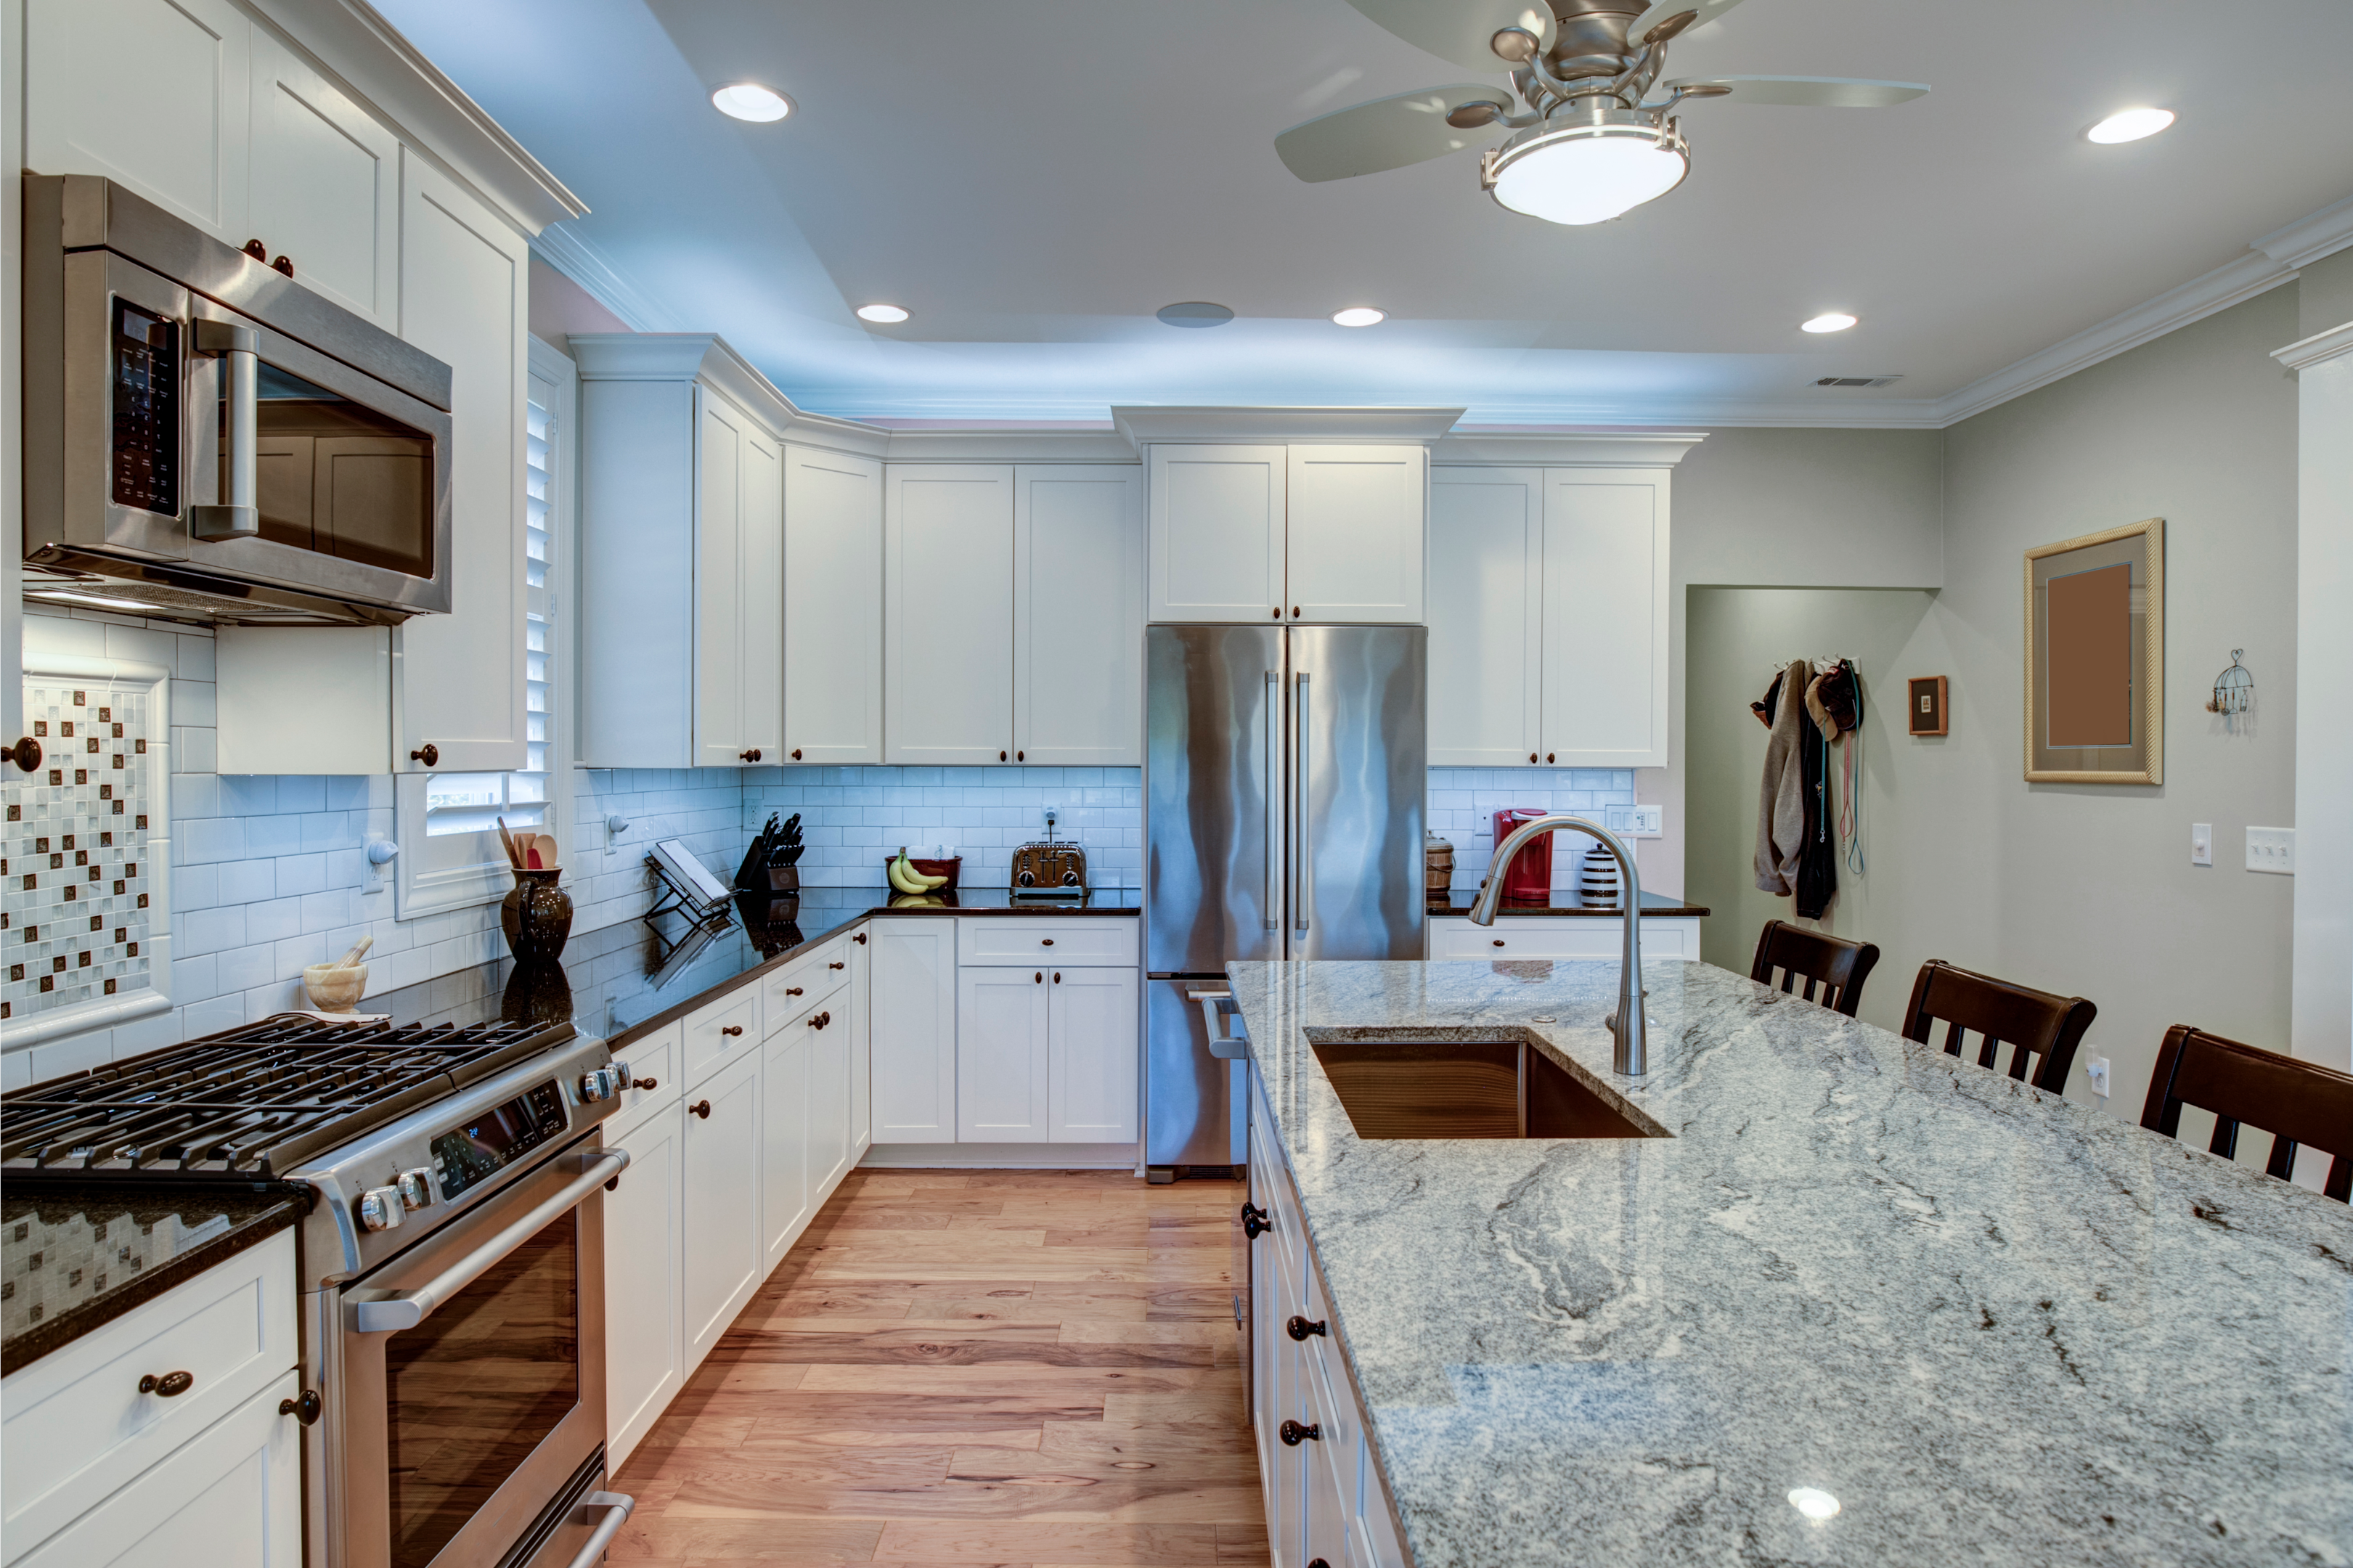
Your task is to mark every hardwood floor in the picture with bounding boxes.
[611,1169,1269,1567]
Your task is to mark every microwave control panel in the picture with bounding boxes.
[429,1079,569,1200]
[110,299,181,516]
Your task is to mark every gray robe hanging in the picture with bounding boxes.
[1755,661,1811,896]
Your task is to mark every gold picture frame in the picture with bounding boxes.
[2024,517,2163,784]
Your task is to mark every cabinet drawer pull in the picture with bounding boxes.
[720,1024,743,1037]
[631,1077,658,1091]
[1035,971,1043,984]
[1000,750,1008,761]
[1016,750,1024,761]
[1241,1201,1268,1239]
[690,1099,711,1119]
[1529,752,1538,763]
[272,253,295,277]
[1493,939,1506,948]
[783,987,804,997]
[1053,971,1061,983]
[280,1389,322,1425]
[828,960,846,969]
[1040,938,1053,947]
[1546,752,1555,763]
[808,1011,830,1029]
[1279,1418,1321,1445]
[853,933,867,944]
[791,748,802,761]
[139,1371,195,1398]
[409,744,439,767]
[1286,1315,1328,1342]
[740,748,762,762]
[1272,608,1281,620]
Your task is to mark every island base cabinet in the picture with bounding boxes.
[14,1368,302,1567]
[603,1102,685,1475]
[681,1052,763,1368]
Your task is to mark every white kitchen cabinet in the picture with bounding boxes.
[692,391,784,766]
[849,931,873,1160]
[868,918,960,1143]
[783,445,884,764]
[809,996,855,1195]
[886,465,1015,764]
[1149,445,1286,622]
[680,1050,762,1368]
[1049,965,1139,1143]
[1286,446,1425,624]
[957,965,1053,1142]
[246,28,399,327]
[1541,468,1670,768]
[13,1369,303,1568]
[759,1026,813,1270]
[1014,465,1146,765]
[603,1101,685,1473]
[1427,914,1698,960]
[1427,468,1543,766]
[393,153,529,774]
[26,0,253,243]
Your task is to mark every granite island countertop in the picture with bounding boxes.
[1227,957,2353,1567]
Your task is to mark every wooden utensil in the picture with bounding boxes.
[537,833,560,869]
[496,817,521,870]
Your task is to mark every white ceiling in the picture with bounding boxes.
[375,0,2353,425]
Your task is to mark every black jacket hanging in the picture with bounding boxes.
[1794,671,1839,919]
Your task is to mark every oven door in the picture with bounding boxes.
[44,246,453,618]
[335,1137,618,1568]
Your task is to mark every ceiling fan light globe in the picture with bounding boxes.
[1489,124,1688,226]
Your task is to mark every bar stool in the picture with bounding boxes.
[2142,1025,2353,1201]
[1901,960,2096,1094]
[1748,920,1880,1018]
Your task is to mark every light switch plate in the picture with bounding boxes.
[2084,1055,2111,1098]
[1604,804,1664,838]
[2246,825,2295,875]
[2190,822,2212,866]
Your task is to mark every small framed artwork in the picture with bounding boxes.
[2024,517,2164,784]
[1907,677,1948,736]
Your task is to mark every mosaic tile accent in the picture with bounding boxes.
[4,680,160,1024]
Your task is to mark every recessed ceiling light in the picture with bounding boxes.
[2087,107,2173,144]
[1157,301,1236,329]
[1787,1488,1841,1522]
[711,83,793,123]
[1801,312,1858,334]
[856,303,910,324]
[1332,306,1386,327]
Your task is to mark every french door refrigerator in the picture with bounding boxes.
[1144,624,1426,1182]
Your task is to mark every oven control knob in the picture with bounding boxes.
[579,1066,619,1102]
[357,1187,405,1233]
[396,1168,434,1212]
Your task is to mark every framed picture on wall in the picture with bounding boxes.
[2023,517,2164,784]
[1907,677,1948,736]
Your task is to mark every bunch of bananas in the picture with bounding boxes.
[887,849,949,896]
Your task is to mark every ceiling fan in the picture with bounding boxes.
[1276,0,1928,225]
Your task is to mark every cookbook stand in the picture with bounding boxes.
[643,853,732,931]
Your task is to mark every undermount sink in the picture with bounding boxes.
[1308,1030,1670,1140]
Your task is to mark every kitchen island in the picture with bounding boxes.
[1227,957,2353,1567]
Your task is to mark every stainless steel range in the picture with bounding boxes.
[1,1015,639,1568]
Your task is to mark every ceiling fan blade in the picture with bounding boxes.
[1667,75,1930,107]
[1276,85,1514,183]
[1339,0,1556,70]
[1625,0,1750,47]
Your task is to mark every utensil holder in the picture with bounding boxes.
[502,868,574,963]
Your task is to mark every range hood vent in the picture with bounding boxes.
[1813,375,1904,388]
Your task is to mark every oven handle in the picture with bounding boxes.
[563,1491,635,1568]
[351,1150,629,1334]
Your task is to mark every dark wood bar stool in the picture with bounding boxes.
[2142,1025,2353,1202]
[1748,920,1880,1017]
[1901,960,2096,1094]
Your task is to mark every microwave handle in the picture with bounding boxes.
[351,1148,629,1334]
[191,320,260,541]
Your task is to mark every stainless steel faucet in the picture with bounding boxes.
[1467,815,1647,1076]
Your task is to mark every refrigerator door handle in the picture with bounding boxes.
[1265,670,1281,931]
[1188,986,1249,1058]
[1293,671,1312,935]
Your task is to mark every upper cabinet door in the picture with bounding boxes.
[1541,467,1671,768]
[1014,465,1145,766]
[692,391,746,766]
[246,29,399,327]
[1148,446,1286,623]
[393,155,529,773]
[783,446,884,766]
[1286,446,1426,624]
[1427,468,1543,767]
[27,0,251,242]
[885,465,1014,765]
[738,428,786,761]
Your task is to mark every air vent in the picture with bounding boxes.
[1814,375,1903,388]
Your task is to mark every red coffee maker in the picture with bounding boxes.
[1490,808,1553,902]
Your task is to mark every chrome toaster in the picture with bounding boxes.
[1011,839,1086,896]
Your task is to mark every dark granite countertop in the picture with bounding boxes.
[1425,888,1709,918]
[1,1184,305,1374]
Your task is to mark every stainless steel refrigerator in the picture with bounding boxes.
[1144,624,1426,1181]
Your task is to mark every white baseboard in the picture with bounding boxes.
[857,1141,1141,1171]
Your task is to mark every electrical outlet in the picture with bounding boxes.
[2190,822,2212,866]
[2084,1054,2111,1098]
[2246,826,2295,875]
[1604,804,1664,838]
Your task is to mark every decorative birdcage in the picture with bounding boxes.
[2206,650,2255,733]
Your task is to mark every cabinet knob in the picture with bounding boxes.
[1035,971,1043,984]
[1546,752,1555,764]
[5,736,41,772]
[1493,939,1506,948]
[854,933,867,944]
[1016,750,1024,761]
[809,1010,830,1028]
[1286,1315,1328,1342]
[1292,606,1301,618]
[139,1371,196,1398]
[1000,750,1008,761]
[741,748,762,762]
[829,960,846,970]
[785,986,804,996]
[1241,1202,1269,1240]
[279,1388,322,1425]
[409,743,439,767]
[1053,971,1061,983]
[272,254,295,277]
[690,1099,712,1119]
[1279,1418,1321,1445]
[1529,752,1538,763]
[243,238,269,262]
[631,1076,658,1090]
[1272,608,1281,621]
[1310,1560,1333,1568]
[720,1024,743,1037]
[1040,938,1053,947]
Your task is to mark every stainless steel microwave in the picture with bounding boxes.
[22,173,454,626]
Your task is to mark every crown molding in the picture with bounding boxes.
[879,430,1139,462]
[1432,429,1708,466]
[2254,190,2353,269]
[568,334,889,455]
[2273,320,2353,372]
[1112,406,1467,448]
[251,0,587,234]
[530,226,679,333]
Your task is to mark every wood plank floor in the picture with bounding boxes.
[611,1169,1270,1567]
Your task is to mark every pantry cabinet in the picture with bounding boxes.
[1428,465,1672,769]
[1014,465,1146,765]
[603,1101,685,1473]
[784,446,885,765]
[868,918,961,1143]
[885,465,1016,764]
[1149,444,1425,625]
